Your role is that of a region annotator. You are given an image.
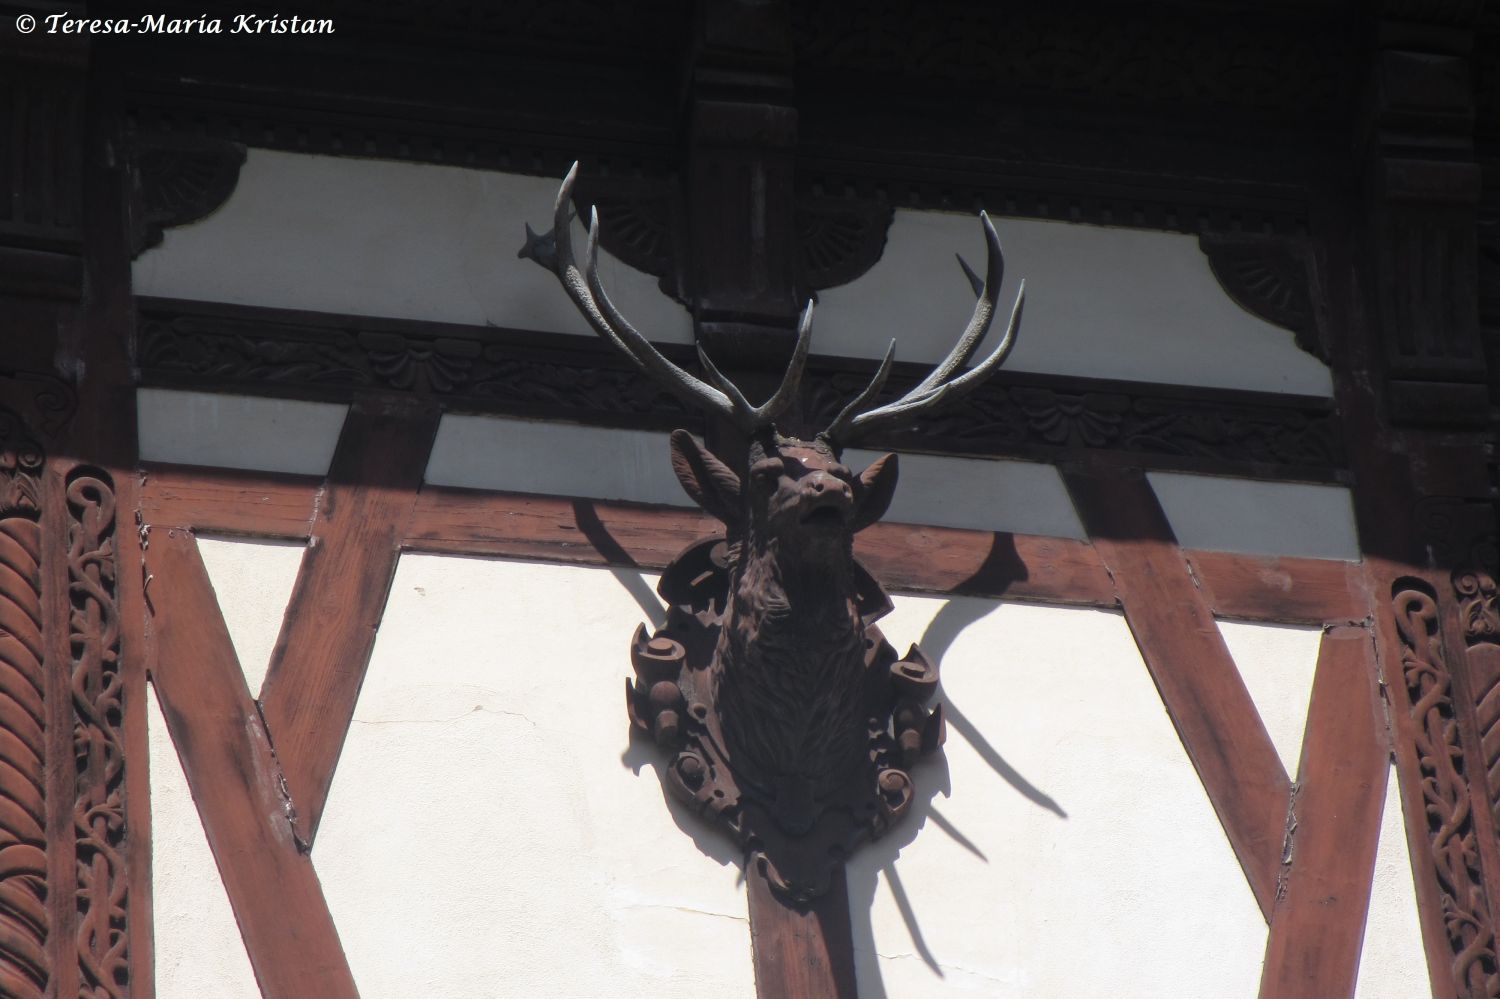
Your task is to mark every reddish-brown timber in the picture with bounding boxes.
[144,527,358,999]
[139,464,322,538]
[1062,462,1292,920]
[256,398,439,843]
[1257,625,1387,999]
[140,469,1366,624]
[748,866,859,999]
[1185,550,1367,626]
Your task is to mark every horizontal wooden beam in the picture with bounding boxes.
[140,464,321,538]
[1186,550,1366,625]
[139,470,1367,624]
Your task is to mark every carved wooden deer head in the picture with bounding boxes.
[524,164,1024,900]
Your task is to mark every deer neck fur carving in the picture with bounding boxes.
[524,164,1024,900]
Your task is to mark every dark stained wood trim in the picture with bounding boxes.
[1061,462,1292,920]
[407,487,1122,608]
[748,865,858,999]
[256,399,440,844]
[1186,550,1367,626]
[138,464,323,539]
[143,527,358,999]
[138,468,1368,624]
[1257,625,1387,999]
[135,296,1346,483]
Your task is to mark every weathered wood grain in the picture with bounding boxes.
[145,528,357,999]
[1258,625,1387,999]
[256,399,439,843]
[1062,463,1292,920]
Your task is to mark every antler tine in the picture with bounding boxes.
[909,212,1003,396]
[696,300,815,434]
[820,212,1023,446]
[846,280,1024,440]
[558,187,747,423]
[819,339,896,447]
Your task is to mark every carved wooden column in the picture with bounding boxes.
[1330,6,1500,997]
[0,18,141,999]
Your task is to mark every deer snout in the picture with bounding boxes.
[799,473,853,525]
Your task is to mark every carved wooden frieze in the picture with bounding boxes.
[137,298,1345,477]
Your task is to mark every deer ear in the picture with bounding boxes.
[669,429,741,524]
[850,452,899,532]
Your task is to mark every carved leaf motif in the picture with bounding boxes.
[137,301,1345,472]
[0,515,48,999]
[1392,582,1500,998]
[68,471,128,999]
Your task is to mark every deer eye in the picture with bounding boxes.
[750,458,784,481]
[828,464,852,481]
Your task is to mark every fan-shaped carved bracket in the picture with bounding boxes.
[569,176,894,306]
[1199,233,1324,363]
[128,134,247,256]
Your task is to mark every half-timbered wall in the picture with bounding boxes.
[124,138,1428,993]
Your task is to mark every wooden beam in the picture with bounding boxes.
[140,467,1368,624]
[1258,625,1388,999]
[1062,463,1292,919]
[140,463,321,538]
[144,527,358,999]
[1185,550,1367,626]
[256,399,439,843]
[747,865,859,999]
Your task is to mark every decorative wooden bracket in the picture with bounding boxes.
[127,133,247,257]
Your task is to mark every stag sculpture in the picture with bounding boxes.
[524,165,1024,900]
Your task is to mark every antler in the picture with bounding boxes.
[524,163,812,436]
[820,213,1025,448]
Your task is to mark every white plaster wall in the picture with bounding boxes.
[149,546,1411,996]
[133,150,693,342]
[849,594,1270,997]
[815,210,1332,396]
[1355,764,1431,999]
[133,151,1328,396]
[425,416,1086,538]
[148,684,261,999]
[1149,471,1360,561]
[313,556,753,999]
[425,415,684,507]
[1217,620,1322,778]
[195,535,306,697]
[138,388,347,474]
[844,447,1084,538]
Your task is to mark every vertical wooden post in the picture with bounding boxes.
[748,865,860,999]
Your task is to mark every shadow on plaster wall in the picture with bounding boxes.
[845,597,1070,996]
[619,732,747,874]
[594,510,1070,993]
[572,499,669,629]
